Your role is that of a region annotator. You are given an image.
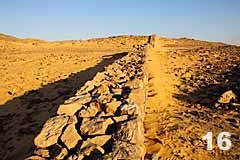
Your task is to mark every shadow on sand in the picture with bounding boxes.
[0,52,127,160]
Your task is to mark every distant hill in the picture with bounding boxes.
[0,33,230,47]
[0,33,18,41]
[0,33,46,43]
[161,37,226,48]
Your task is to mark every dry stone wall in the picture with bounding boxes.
[26,43,149,160]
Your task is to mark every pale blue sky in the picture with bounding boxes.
[0,0,240,44]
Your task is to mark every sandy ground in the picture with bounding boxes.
[144,37,240,159]
[0,35,147,105]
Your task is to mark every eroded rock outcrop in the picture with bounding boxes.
[27,43,148,160]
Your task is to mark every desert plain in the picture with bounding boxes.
[0,34,239,160]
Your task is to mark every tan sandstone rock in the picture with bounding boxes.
[79,143,104,156]
[57,94,91,116]
[60,116,81,150]
[88,135,111,146]
[55,148,68,160]
[78,102,101,117]
[34,148,50,158]
[80,117,113,135]
[34,115,69,148]
[105,99,121,114]
[114,119,138,144]
[25,155,46,160]
[57,103,83,116]
[218,90,238,104]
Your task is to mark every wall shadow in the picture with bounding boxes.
[174,66,240,110]
[0,52,127,160]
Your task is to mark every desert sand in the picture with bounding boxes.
[0,34,239,160]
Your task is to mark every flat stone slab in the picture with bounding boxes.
[34,115,69,148]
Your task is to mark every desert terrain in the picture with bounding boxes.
[0,34,239,160]
[0,34,148,159]
[145,37,240,160]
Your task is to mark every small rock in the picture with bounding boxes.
[120,103,137,115]
[80,117,113,135]
[114,119,137,144]
[111,88,122,95]
[112,115,128,123]
[125,79,143,89]
[105,99,121,114]
[65,94,92,105]
[79,142,104,156]
[68,115,78,124]
[34,115,69,148]
[25,155,46,160]
[77,81,95,95]
[93,72,105,84]
[218,90,238,103]
[60,117,81,150]
[79,102,101,117]
[34,148,50,158]
[58,94,91,116]
[183,72,192,80]
[88,135,111,146]
[111,140,143,159]
[97,94,112,104]
[55,148,68,160]
[57,103,83,116]
[97,82,110,95]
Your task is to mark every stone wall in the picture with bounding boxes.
[26,43,148,160]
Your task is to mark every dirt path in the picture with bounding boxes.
[144,39,183,158]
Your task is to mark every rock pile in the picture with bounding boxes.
[26,45,147,160]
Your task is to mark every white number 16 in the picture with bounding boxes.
[202,132,232,150]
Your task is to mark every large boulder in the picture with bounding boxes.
[34,115,69,148]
